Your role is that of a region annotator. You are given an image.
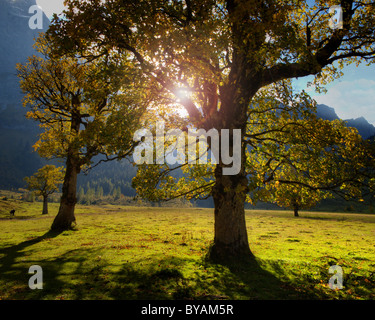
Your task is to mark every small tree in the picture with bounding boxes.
[25,165,64,215]
[260,147,328,217]
[258,114,371,217]
[273,183,326,217]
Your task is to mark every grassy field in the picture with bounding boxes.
[0,198,374,300]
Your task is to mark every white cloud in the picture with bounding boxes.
[312,79,375,125]
[36,0,66,19]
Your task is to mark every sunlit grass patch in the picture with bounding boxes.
[0,204,374,299]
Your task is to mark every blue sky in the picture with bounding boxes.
[296,63,375,125]
[36,0,375,125]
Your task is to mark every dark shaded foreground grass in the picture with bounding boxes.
[0,203,374,300]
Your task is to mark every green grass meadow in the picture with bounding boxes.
[0,198,374,300]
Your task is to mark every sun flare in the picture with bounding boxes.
[175,88,192,101]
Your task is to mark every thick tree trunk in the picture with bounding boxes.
[42,195,48,215]
[51,113,81,231]
[206,81,254,261]
[51,154,80,231]
[209,165,252,261]
[293,205,299,217]
[292,198,299,217]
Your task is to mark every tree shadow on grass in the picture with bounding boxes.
[197,255,318,300]
[1,232,324,300]
[1,247,321,299]
[0,230,63,272]
[0,230,65,299]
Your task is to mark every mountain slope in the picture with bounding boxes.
[316,104,340,121]
[0,0,49,188]
[345,117,375,139]
[316,104,375,139]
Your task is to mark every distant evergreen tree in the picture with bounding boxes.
[113,186,121,200]
[77,186,85,203]
[96,186,104,198]
[87,187,95,204]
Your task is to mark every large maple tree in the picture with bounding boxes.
[46,0,375,259]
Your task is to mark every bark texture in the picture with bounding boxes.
[51,156,79,230]
[293,205,299,217]
[209,164,252,261]
[42,195,48,215]
[51,113,81,231]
